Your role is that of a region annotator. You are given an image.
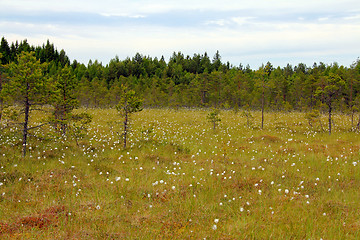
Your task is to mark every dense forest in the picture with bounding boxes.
[1,36,360,114]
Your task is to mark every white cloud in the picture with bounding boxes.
[99,13,146,18]
[1,0,357,15]
[231,17,256,26]
[318,17,330,22]
[343,14,360,20]
[205,19,230,27]
[1,0,360,67]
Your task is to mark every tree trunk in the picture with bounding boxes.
[123,111,128,148]
[351,110,354,128]
[0,99,3,122]
[350,77,353,127]
[261,87,264,129]
[0,74,2,122]
[23,96,30,157]
[61,104,67,136]
[328,103,332,135]
[61,88,67,136]
[356,114,360,131]
[61,111,66,135]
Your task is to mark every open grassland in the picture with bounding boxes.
[0,108,360,239]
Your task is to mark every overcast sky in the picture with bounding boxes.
[1,0,360,68]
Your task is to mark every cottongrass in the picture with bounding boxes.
[0,108,359,239]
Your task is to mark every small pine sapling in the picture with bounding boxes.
[207,108,221,130]
[304,110,324,131]
[241,104,253,128]
[52,65,78,136]
[116,85,143,148]
[68,112,92,147]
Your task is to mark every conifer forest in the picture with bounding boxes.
[1,37,359,113]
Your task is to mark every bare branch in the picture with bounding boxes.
[27,122,51,131]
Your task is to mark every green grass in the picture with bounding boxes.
[0,108,359,239]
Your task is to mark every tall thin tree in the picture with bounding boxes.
[53,65,78,135]
[315,73,345,135]
[0,52,4,121]
[3,52,49,156]
[116,85,143,148]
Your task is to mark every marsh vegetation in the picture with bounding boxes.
[0,108,359,239]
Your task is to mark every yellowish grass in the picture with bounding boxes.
[0,108,359,239]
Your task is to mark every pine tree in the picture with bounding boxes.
[3,52,50,156]
[52,65,78,135]
[0,37,11,64]
[0,52,4,121]
[315,73,345,134]
[116,85,143,148]
[207,108,221,130]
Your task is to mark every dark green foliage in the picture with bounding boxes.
[1,36,360,123]
[0,37,11,64]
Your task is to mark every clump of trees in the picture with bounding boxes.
[0,51,89,156]
[1,36,360,138]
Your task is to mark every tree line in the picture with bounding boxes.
[1,37,360,136]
